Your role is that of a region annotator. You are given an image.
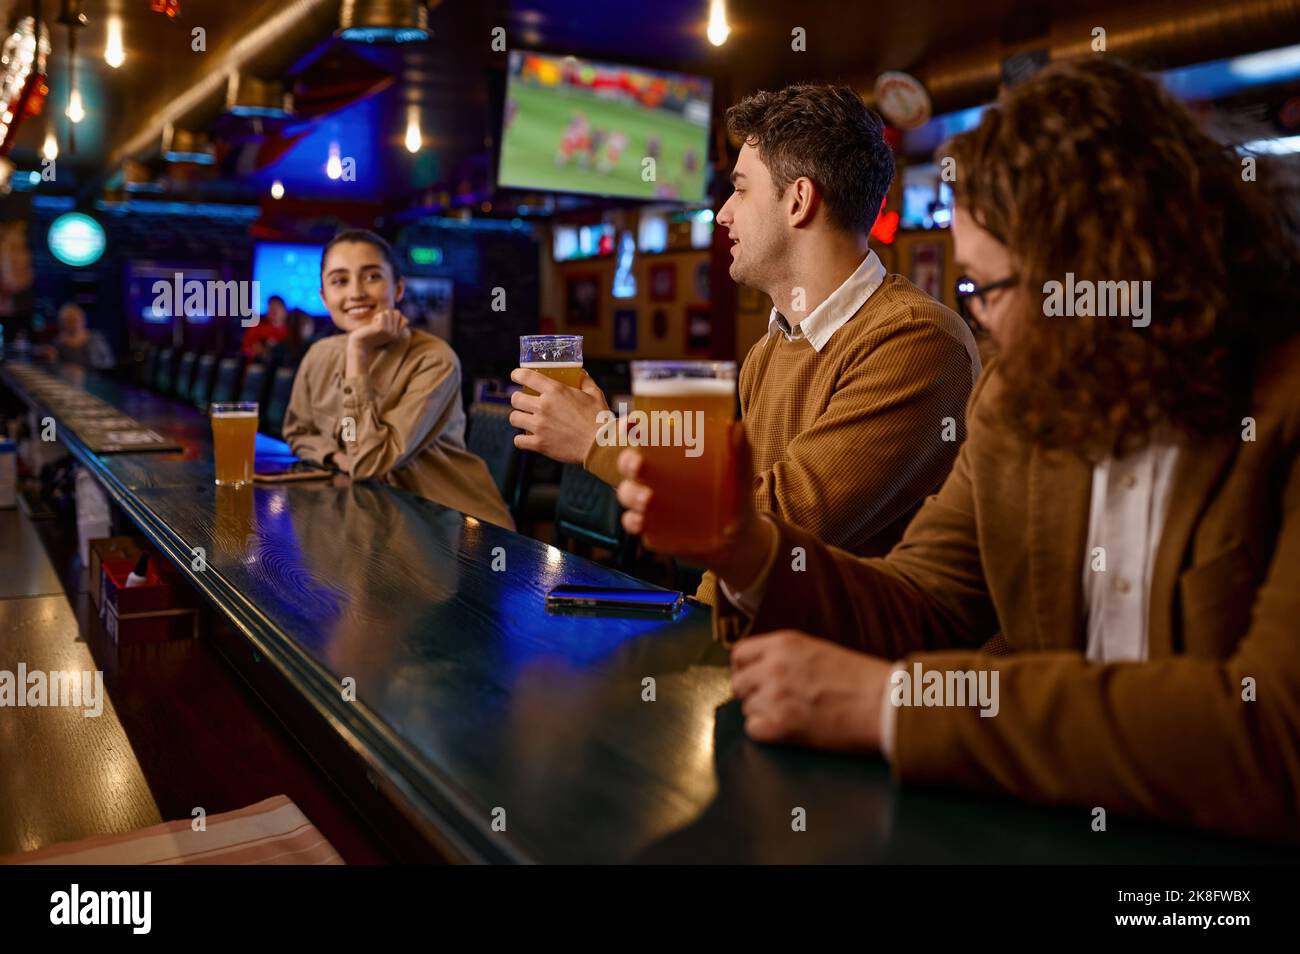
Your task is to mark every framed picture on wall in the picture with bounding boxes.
[565,272,601,327]
[693,260,710,300]
[685,304,712,353]
[614,309,637,352]
[649,263,676,302]
[909,241,944,302]
[651,308,669,341]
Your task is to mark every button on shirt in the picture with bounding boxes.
[727,440,1183,757]
[1081,442,1181,662]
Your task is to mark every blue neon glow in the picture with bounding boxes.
[338,26,429,44]
[612,230,636,299]
[92,199,260,221]
[163,150,216,165]
[228,104,291,119]
[247,96,382,202]
[415,215,531,232]
[48,213,107,267]
[253,242,328,316]
[1228,44,1300,82]
[1240,135,1300,155]
[1162,44,1300,100]
[902,42,1300,164]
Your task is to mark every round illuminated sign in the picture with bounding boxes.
[48,212,106,267]
[873,71,932,130]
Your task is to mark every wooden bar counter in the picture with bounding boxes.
[1,360,1293,864]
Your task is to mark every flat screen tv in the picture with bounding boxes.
[252,242,328,317]
[498,50,712,202]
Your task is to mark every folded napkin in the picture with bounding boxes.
[1,795,344,865]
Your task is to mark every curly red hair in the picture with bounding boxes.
[944,57,1300,456]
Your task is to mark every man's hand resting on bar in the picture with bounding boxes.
[731,632,890,751]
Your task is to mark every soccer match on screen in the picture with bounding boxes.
[498,50,713,202]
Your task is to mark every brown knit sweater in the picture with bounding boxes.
[586,274,981,603]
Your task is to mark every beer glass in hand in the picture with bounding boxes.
[519,335,583,395]
[629,360,737,552]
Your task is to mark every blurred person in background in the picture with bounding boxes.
[37,303,114,370]
[242,294,290,359]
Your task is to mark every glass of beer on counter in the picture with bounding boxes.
[629,360,737,553]
[519,335,584,394]
[210,402,258,487]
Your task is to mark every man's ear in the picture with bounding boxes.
[787,176,818,229]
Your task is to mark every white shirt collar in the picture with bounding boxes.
[766,249,887,352]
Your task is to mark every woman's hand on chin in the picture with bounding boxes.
[346,308,407,354]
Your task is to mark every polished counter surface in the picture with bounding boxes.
[3,360,1294,863]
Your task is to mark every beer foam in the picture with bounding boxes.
[631,377,735,397]
[520,361,583,369]
[212,411,258,419]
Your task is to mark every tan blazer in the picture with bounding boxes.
[717,335,1300,840]
[283,330,515,530]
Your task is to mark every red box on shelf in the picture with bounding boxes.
[100,558,199,646]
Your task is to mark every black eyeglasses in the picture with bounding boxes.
[954,274,1018,309]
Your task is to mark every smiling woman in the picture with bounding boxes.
[279,228,515,528]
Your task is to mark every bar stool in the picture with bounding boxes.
[465,402,521,511]
[174,352,197,400]
[262,366,296,439]
[190,353,219,409]
[553,463,635,569]
[238,362,267,407]
[153,347,176,393]
[209,356,244,405]
[135,344,157,387]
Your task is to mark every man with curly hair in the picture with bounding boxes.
[615,57,1300,841]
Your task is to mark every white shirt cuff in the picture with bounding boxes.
[880,661,907,761]
[718,576,762,617]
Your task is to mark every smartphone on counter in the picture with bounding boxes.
[252,459,333,483]
[546,584,684,616]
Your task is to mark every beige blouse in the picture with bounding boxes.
[282,329,515,530]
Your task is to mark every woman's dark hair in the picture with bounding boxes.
[319,228,403,281]
[943,56,1300,457]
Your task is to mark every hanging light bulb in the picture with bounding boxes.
[105,16,125,68]
[404,105,421,154]
[270,179,285,200]
[706,0,730,47]
[326,143,342,179]
[66,87,85,123]
[42,131,58,161]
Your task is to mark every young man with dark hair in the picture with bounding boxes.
[615,59,1300,840]
[511,84,980,604]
